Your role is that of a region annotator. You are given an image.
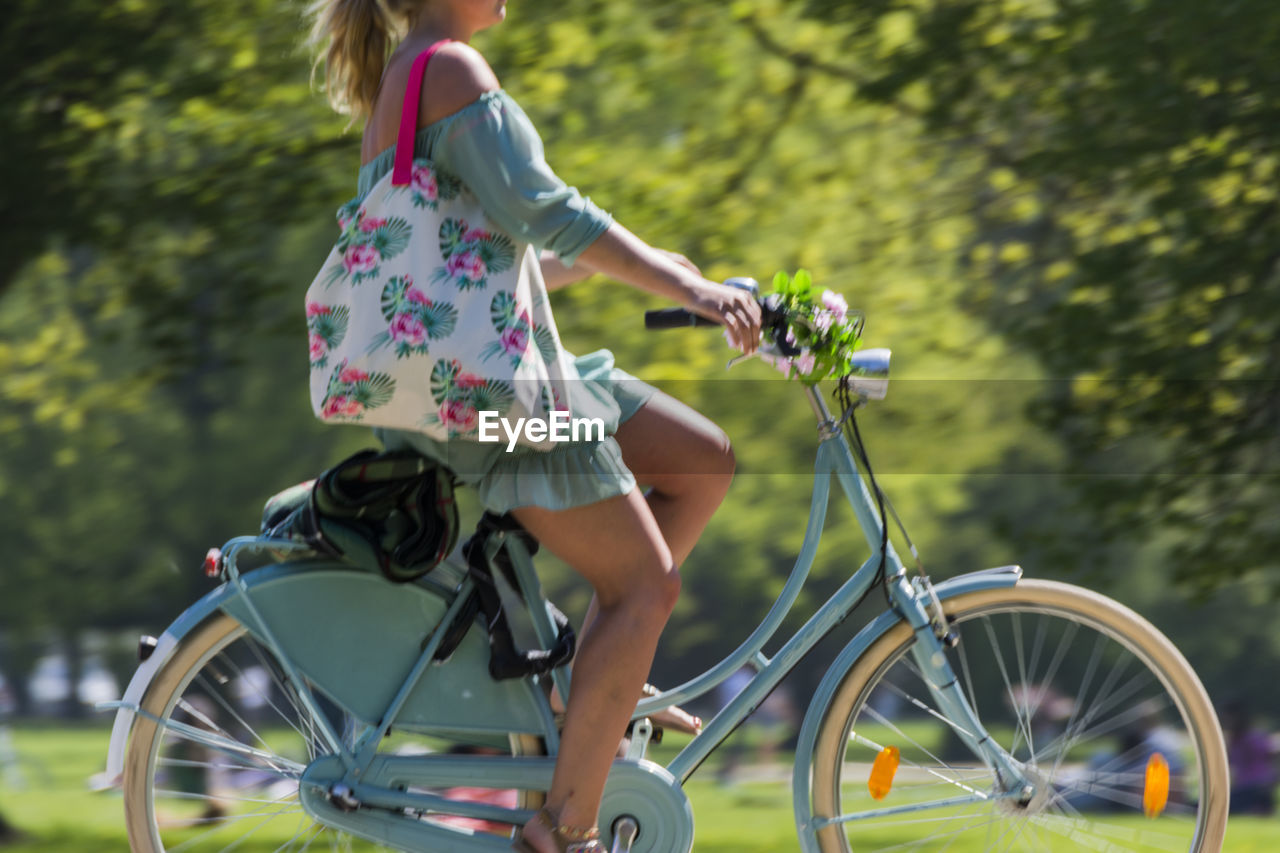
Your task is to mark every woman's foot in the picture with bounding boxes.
[640,683,702,735]
[549,682,702,737]
[513,807,605,853]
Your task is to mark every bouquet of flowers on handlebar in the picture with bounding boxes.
[756,270,888,399]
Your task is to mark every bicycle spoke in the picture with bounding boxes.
[979,616,1037,760]
[165,789,310,853]
[240,642,332,751]
[812,584,1222,853]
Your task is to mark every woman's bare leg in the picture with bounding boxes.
[511,489,681,849]
[615,389,736,563]
[577,387,735,658]
[513,392,736,848]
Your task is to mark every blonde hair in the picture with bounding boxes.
[306,0,421,120]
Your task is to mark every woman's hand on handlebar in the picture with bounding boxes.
[573,224,761,349]
[685,278,763,354]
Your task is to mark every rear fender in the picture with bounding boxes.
[102,557,547,785]
[99,581,240,785]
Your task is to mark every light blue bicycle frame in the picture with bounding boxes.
[632,385,1029,793]
[107,381,1033,850]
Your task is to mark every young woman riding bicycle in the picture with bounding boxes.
[306,0,762,849]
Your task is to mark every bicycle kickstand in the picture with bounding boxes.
[610,816,639,853]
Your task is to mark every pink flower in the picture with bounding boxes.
[814,310,834,334]
[500,326,528,355]
[389,312,427,346]
[343,244,380,274]
[518,309,533,328]
[405,286,431,305]
[359,217,387,233]
[455,372,486,390]
[440,399,478,432]
[323,394,363,418]
[820,290,849,320]
[795,353,817,375]
[412,166,438,200]
[306,302,331,318]
[447,250,487,282]
[463,227,489,243]
[339,366,369,384]
[309,333,327,362]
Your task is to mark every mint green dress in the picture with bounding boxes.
[362,91,655,513]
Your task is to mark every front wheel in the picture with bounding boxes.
[810,580,1227,852]
[121,612,545,852]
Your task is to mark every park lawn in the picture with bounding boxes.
[1,724,1276,852]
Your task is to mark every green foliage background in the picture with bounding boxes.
[2,0,1278,747]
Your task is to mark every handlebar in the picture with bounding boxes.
[644,295,799,356]
[643,308,722,330]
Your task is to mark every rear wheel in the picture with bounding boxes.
[810,580,1227,852]
[122,613,545,852]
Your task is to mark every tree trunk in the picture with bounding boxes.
[62,629,86,720]
[0,807,22,844]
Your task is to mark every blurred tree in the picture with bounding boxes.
[3,0,1037,700]
[0,807,19,844]
[778,0,1280,593]
[13,0,1269,719]
[0,0,349,370]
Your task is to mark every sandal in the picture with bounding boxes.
[511,806,606,853]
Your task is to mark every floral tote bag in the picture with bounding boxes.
[305,41,580,448]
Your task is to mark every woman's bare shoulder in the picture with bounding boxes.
[419,41,501,125]
[360,41,502,165]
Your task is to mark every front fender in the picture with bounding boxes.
[790,565,1023,852]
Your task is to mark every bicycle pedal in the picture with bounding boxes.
[623,719,663,744]
[610,816,639,853]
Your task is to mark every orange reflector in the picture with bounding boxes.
[868,746,900,801]
[1143,752,1170,818]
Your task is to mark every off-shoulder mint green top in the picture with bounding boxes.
[365,91,654,513]
[356,90,612,267]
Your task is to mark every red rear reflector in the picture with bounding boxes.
[202,548,223,578]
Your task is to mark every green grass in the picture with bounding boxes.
[1,724,1277,851]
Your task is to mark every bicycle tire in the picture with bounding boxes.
[122,612,545,852]
[810,580,1227,852]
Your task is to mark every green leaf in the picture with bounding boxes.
[490,290,518,331]
[438,219,466,258]
[479,234,516,274]
[374,218,412,261]
[421,301,458,339]
[353,372,395,410]
[429,358,460,405]
[469,378,514,414]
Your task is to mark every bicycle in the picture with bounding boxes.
[100,285,1229,852]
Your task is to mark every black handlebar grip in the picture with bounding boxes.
[644,308,721,329]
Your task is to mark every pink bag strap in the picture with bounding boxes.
[391,39,452,186]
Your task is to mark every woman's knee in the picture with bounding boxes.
[606,560,681,623]
[654,563,682,614]
[710,428,735,479]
